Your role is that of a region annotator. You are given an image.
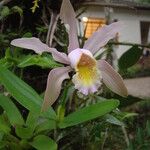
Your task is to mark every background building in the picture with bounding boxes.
[79,0,150,58]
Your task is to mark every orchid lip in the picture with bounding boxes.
[68,48,93,68]
[68,48,102,95]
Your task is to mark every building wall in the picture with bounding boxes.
[80,6,150,58]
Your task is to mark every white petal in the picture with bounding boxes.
[11,37,52,55]
[11,37,70,64]
[98,60,128,97]
[60,0,79,53]
[51,50,70,65]
[83,22,122,54]
[41,66,72,111]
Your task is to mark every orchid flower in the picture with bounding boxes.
[11,0,128,111]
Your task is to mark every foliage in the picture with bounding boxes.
[137,0,150,4]
[128,121,150,150]
[118,45,143,71]
[0,65,121,149]
[31,0,40,13]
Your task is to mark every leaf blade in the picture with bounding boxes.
[118,45,143,70]
[30,135,57,150]
[0,94,24,125]
[59,99,119,128]
[0,66,56,119]
[18,54,62,68]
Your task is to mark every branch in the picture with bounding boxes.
[0,0,12,8]
[109,41,150,49]
[46,11,59,47]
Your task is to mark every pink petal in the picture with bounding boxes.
[98,60,128,97]
[41,66,72,111]
[11,37,70,64]
[78,85,99,95]
[83,22,122,54]
[60,0,79,53]
[11,37,52,55]
[78,87,89,95]
[51,50,70,65]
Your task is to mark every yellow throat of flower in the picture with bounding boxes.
[75,53,99,87]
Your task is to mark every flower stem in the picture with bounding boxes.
[121,125,130,147]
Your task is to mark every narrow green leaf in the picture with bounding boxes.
[122,112,138,120]
[59,100,119,128]
[0,115,11,133]
[118,45,143,70]
[0,66,56,119]
[60,85,74,106]
[0,94,24,125]
[30,135,57,150]
[5,48,12,58]
[137,128,143,144]
[0,131,4,141]
[106,114,124,126]
[146,120,150,136]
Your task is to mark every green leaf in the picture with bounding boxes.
[60,85,74,106]
[30,135,57,150]
[0,141,7,148]
[122,112,138,120]
[0,6,10,19]
[18,54,62,68]
[11,6,23,16]
[0,58,13,68]
[35,119,56,133]
[118,45,143,70]
[25,111,39,132]
[36,26,47,33]
[0,115,11,133]
[0,131,4,141]
[106,114,124,126]
[8,142,22,150]
[136,127,144,144]
[146,120,150,136]
[16,125,33,139]
[25,112,56,133]
[5,48,12,59]
[59,100,119,128]
[0,66,56,119]
[22,32,33,38]
[0,94,24,125]
[118,95,146,108]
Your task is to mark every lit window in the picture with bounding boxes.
[82,17,106,38]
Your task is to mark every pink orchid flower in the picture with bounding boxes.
[11,0,128,111]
